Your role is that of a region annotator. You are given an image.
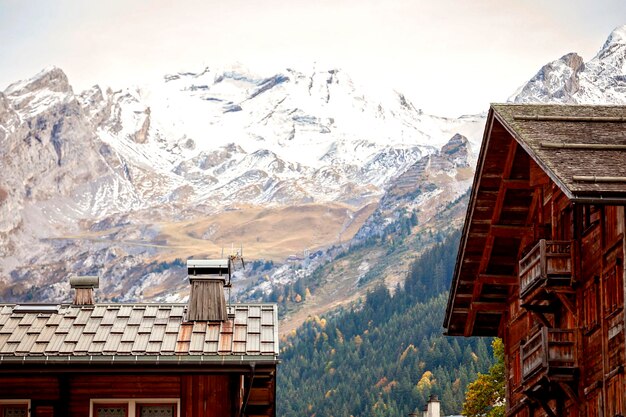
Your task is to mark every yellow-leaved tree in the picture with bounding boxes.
[462,338,505,417]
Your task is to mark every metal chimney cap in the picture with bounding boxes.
[428,394,440,402]
[187,259,230,268]
[69,275,99,289]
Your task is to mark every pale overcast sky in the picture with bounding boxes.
[1,0,625,116]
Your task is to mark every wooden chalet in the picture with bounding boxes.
[444,104,626,416]
[0,260,279,417]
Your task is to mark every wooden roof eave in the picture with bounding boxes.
[492,104,626,205]
[490,107,576,202]
[444,108,496,332]
[445,103,626,336]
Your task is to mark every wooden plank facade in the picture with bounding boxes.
[445,104,626,416]
[0,371,276,417]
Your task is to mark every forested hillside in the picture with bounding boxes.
[278,232,494,416]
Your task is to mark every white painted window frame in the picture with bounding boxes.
[89,399,180,417]
[0,400,31,417]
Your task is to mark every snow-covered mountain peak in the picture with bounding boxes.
[3,66,74,118]
[5,66,72,97]
[601,25,626,50]
[594,25,626,70]
[511,26,626,105]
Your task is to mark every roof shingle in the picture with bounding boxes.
[0,303,278,359]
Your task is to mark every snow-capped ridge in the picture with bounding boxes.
[600,25,626,52]
[512,26,626,105]
[4,66,71,96]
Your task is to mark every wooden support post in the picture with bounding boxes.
[559,381,578,402]
[464,308,477,337]
[539,399,558,417]
[531,311,553,328]
[554,292,577,317]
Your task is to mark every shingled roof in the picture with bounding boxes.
[0,303,278,365]
[493,104,626,202]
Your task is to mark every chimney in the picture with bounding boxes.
[187,259,229,321]
[425,395,440,417]
[70,275,99,305]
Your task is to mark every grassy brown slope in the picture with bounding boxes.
[57,202,377,262]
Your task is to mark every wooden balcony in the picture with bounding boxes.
[521,327,577,384]
[519,240,574,304]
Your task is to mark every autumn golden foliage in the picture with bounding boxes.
[462,338,505,417]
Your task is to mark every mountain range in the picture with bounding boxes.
[1,25,626,317]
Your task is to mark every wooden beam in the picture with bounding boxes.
[558,382,578,403]
[472,280,483,302]
[464,308,477,337]
[477,235,496,272]
[472,302,507,312]
[490,224,532,238]
[490,140,519,225]
[531,311,553,328]
[478,273,518,286]
[538,400,557,417]
[525,187,541,226]
[502,178,531,189]
[455,293,473,299]
[554,292,576,317]
[522,303,558,314]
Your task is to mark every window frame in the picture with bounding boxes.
[135,402,178,417]
[582,276,600,334]
[0,400,31,417]
[92,402,129,417]
[603,262,624,318]
[90,399,179,417]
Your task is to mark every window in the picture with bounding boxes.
[91,400,178,417]
[604,263,624,317]
[583,277,600,332]
[94,404,128,417]
[0,402,29,417]
[582,204,600,234]
[137,405,176,417]
[607,373,624,417]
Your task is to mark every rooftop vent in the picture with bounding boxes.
[13,304,59,314]
[70,275,99,305]
[187,259,229,321]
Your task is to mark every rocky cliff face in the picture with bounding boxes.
[354,133,474,242]
[512,25,626,104]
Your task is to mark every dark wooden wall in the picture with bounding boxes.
[0,372,272,417]
[502,155,626,416]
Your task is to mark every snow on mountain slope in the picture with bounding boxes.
[89,64,485,206]
[0,62,486,300]
[512,25,626,104]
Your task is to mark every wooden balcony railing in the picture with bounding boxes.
[521,327,576,382]
[519,240,573,298]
